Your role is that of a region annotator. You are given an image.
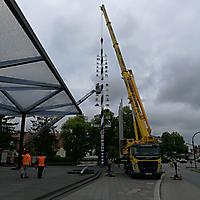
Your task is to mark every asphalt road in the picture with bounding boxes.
[60,165,158,200]
[181,164,200,188]
[161,163,200,200]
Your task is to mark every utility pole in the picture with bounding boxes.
[17,113,26,169]
[118,99,124,158]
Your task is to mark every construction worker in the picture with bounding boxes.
[37,152,46,178]
[21,150,31,178]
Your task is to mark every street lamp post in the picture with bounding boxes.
[192,131,200,168]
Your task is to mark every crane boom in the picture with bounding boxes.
[100,5,162,178]
[100,5,151,140]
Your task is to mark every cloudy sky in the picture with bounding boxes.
[15,0,200,143]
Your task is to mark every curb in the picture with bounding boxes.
[191,168,200,173]
[154,173,166,200]
[33,169,102,200]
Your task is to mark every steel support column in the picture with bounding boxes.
[17,113,26,169]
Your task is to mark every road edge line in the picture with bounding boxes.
[154,173,166,200]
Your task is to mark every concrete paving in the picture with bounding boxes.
[161,164,200,200]
[0,165,99,200]
[60,165,158,200]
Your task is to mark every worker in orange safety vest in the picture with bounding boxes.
[37,152,46,179]
[21,150,31,178]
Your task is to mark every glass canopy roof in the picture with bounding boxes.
[0,0,82,116]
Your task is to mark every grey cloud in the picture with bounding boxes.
[15,0,200,142]
[146,101,200,142]
[156,56,200,109]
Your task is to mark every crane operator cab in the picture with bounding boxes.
[125,143,162,178]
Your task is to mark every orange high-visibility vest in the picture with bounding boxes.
[23,154,31,166]
[38,156,45,167]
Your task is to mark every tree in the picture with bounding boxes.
[122,106,134,138]
[90,109,119,161]
[171,132,188,154]
[61,115,90,163]
[87,121,100,159]
[29,116,56,158]
[0,116,18,150]
[104,109,119,159]
[160,131,187,155]
[160,132,172,155]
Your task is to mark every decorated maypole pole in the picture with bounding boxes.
[95,36,109,166]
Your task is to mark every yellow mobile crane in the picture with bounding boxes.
[101,5,162,178]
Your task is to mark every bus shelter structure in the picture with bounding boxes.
[0,0,82,168]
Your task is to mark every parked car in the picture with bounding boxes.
[179,158,187,163]
[196,157,200,163]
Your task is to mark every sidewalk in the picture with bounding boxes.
[181,161,200,173]
[0,165,99,200]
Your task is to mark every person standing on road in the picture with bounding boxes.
[106,158,115,177]
[37,152,46,179]
[173,159,178,177]
[21,150,31,178]
[107,158,112,172]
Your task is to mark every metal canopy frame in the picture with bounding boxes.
[0,0,82,116]
[0,0,82,168]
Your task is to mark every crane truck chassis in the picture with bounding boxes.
[121,139,162,178]
[101,5,162,178]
